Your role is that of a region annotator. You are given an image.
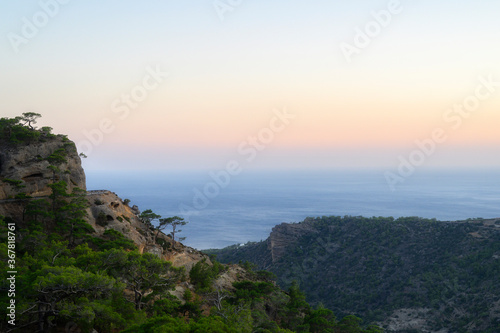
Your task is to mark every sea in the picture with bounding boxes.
[85,169,500,250]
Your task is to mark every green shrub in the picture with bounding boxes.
[2,178,25,189]
[14,192,32,199]
[156,238,170,250]
[189,258,224,292]
[87,229,136,251]
[46,148,67,164]
[96,212,108,227]
[148,295,182,317]
[232,281,275,301]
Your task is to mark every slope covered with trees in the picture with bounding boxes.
[0,204,381,332]
[207,216,500,332]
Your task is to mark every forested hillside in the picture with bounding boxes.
[207,216,500,332]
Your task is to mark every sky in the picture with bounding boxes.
[1,0,500,172]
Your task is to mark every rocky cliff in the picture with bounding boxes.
[267,219,319,262]
[85,190,209,267]
[0,133,209,271]
[0,135,85,200]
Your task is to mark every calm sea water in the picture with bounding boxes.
[85,169,500,250]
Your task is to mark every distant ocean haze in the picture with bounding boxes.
[85,169,500,250]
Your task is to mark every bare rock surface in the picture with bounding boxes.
[86,190,210,268]
[214,265,254,291]
[267,219,318,262]
[0,136,85,199]
[86,191,151,250]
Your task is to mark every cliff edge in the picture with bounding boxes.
[0,135,85,200]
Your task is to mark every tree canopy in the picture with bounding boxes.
[21,112,42,129]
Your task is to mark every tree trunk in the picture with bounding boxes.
[38,302,44,333]
[38,301,51,333]
[154,230,159,244]
[134,290,143,310]
[171,226,176,250]
[69,223,74,247]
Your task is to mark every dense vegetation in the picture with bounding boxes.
[0,116,380,332]
[0,197,383,333]
[208,216,500,332]
[0,212,382,332]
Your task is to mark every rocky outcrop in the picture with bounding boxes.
[210,220,321,268]
[267,219,318,262]
[86,190,210,270]
[86,191,150,250]
[164,246,211,271]
[213,265,255,291]
[0,134,210,273]
[0,136,85,199]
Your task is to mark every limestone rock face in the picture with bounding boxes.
[87,191,210,269]
[267,220,318,262]
[163,245,211,272]
[214,265,254,291]
[0,136,86,199]
[86,191,151,251]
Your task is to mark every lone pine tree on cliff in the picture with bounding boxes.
[140,210,188,248]
[159,216,187,250]
[21,112,42,130]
